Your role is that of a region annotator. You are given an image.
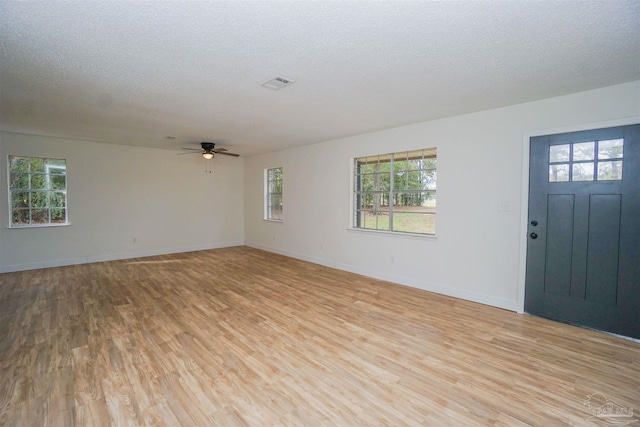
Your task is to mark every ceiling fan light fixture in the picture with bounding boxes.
[202,152,214,160]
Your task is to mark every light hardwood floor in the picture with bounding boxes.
[0,246,638,426]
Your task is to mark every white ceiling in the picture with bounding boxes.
[1,1,639,156]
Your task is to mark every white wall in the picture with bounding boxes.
[0,133,244,272]
[244,81,640,311]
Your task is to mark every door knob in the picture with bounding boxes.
[530,232,538,239]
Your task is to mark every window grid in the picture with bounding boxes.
[8,156,68,227]
[265,167,283,221]
[354,148,436,235]
[549,139,623,182]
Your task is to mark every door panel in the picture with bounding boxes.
[525,124,639,339]
[585,194,621,306]
[544,194,574,297]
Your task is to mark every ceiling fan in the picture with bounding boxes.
[178,142,240,159]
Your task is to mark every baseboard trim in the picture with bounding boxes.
[245,243,338,269]
[245,242,518,312]
[0,241,244,273]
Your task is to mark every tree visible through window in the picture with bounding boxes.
[354,148,436,235]
[265,167,283,221]
[8,156,68,227]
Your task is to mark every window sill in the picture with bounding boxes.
[263,219,284,223]
[347,227,436,240]
[7,223,70,229]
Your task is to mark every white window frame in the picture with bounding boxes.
[7,155,69,228]
[352,148,436,236]
[264,166,283,221]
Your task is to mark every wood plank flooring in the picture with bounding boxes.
[1,246,638,426]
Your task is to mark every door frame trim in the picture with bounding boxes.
[516,116,640,313]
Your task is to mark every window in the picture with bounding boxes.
[265,167,283,221]
[549,139,623,182]
[354,148,436,235]
[8,156,68,227]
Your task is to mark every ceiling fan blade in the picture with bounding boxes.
[211,148,228,152]
[180,147,202,151]
[217,151,240,157]
[177,151,202,155]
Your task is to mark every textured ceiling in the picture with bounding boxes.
[1,1,639,156]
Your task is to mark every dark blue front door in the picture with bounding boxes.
[525,124,640,339]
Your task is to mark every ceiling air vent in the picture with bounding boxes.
[261,76,295,90]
